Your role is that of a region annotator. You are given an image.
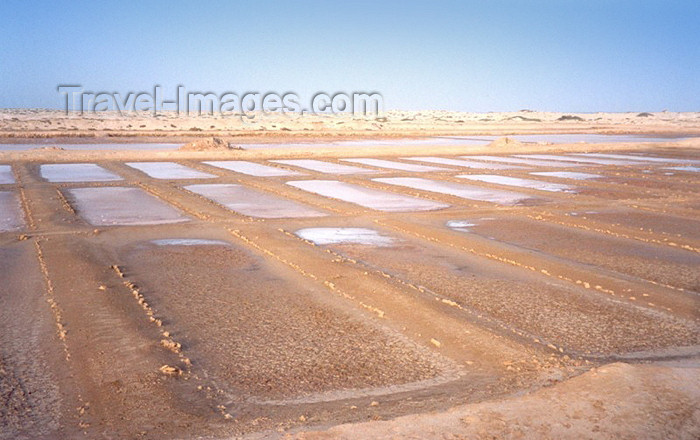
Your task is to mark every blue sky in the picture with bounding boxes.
[0,0,698,111]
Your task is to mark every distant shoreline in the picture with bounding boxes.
[1,109,699,143]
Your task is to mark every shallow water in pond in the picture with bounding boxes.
[40,164,122,182]
[664,166,700,173]
[0,191,24,231]
[502,134,689,144]
[403,157,525,170]
[185,183,326,218]
[287,180,449,212]
[125,162,216,179]
[0,165,14,184]
[271,159,379,175]
[1,135,690,152]
[445,220,478,232]
[462,155,583,168]
[374,177,538,205]
[459,175,577,192]
[240,137,491,150]
[340,158,450,172]
[67,187,189,226]
[530,171,603,180]
[234,134,691,150]
[296,228,396,246]
[569,153,700,165]
[203,161,304,177]
[513,154,643,166]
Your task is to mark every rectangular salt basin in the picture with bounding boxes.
[340,158,451,172]
[287,180,449,212]
[203,160,304,177]
[125,162,216,179]
[664,166,700,172]
[271,159,379,174]
[41,164,122,182]
[513,154,639,166]
[67,187,188,226]
[403,157,525,170]
[570,153,700,165]
[0,165,14,184]
[296,228,396,246]
[185,183,326,218]
[462,155,584,168]
[530,171,603,180]
[373,177,536,205]
[459,175,576,192]
[0,191,24,231]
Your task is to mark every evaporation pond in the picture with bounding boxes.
[446,220,478,232]
[664,166,700,173]
[0,191,24,231]
[462,155,583,168]
[530,171,603,180]
[340,158,450,172]
[67,187,189,226]
[203,161,304,177]
[570,153,700,165]
[185,183,326,218]
[287,180,449,212]
[0,165,14,184]
[126,162,216,179]
[459,175,576,192]
[235,134,689,150]
[271,159,378,174]
[40,164,122,182]
[513,154,641,166]
[296,228,396,246]
[374,177,538,205]
[403,157,524,170]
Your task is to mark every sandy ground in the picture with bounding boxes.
[291,361,700,440]
[1,109,700,141]
[0,111,699,439]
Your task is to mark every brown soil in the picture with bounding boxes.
[0,113,698,439]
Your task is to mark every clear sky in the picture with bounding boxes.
[0,0,698,112]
